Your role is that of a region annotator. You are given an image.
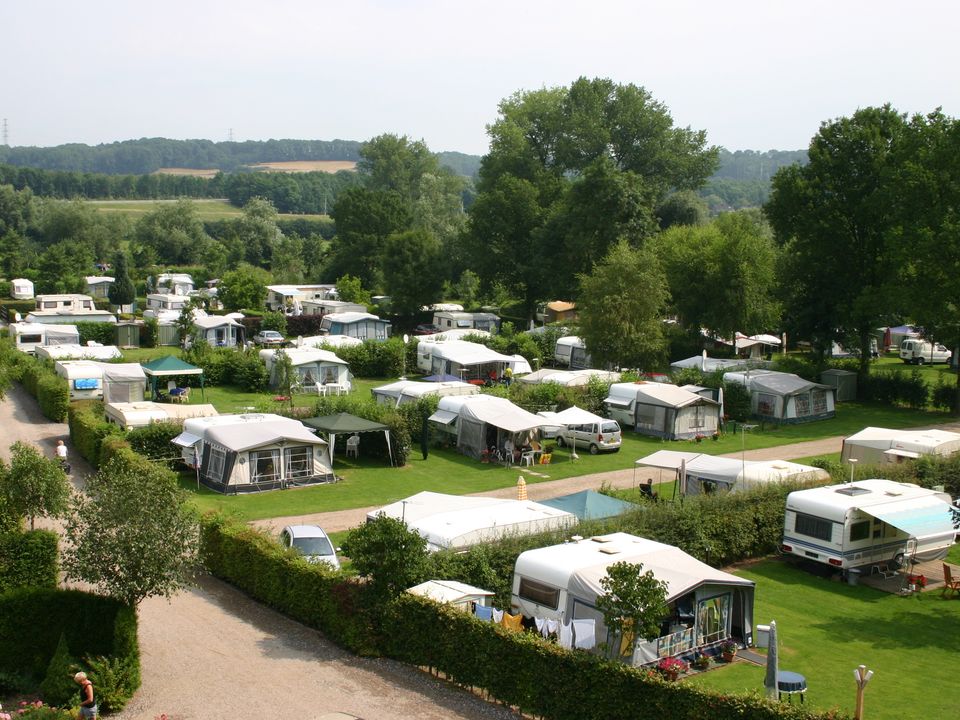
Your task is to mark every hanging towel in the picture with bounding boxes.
[546,618,559,637]
[572,619,597,650]
[501,612,523,632]
[558,620,574,649]
[474,605,494,622]
[535,618,546,635]
[492,608,504,623]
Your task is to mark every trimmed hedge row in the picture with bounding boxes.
[68,402,121,468]
[0,588,139,697]
[0,530,59,590]
[20,359,70,422]
[200,516,842,720]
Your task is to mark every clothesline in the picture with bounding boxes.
[473,604,596,650]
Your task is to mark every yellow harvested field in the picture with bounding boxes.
[247,160,357,173]
[154,167,221,178]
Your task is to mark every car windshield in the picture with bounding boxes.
[292,536,334,556]
[602,422,620,434]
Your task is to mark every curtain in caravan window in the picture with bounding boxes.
[251,449,280,483]
[284,446,313,479]
[794,393,811,417]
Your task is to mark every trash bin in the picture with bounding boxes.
[847,568,862,586]
[755,624,770,649]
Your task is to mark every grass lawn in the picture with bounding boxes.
[873,353,958,386]
[88,198,326,222]
[686,559,960,719]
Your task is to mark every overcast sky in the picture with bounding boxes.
[3,0,957,155]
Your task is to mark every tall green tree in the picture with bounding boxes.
[577,240,669,370]
[133,199,211,266]
[341,514,428,602]
[466,77,717,317]
[596,561,669,659]
[0,441,70,530]
[64,455,199,606]
[382,229,446,317]
[219,263,270,312]
[766,105,908,374]
[328,187,412,288]
[335,274,371,305]
[107,251,136,308]
[358,134,440,201]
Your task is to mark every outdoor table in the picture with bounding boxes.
[777,670,807,703]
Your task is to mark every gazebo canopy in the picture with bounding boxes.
[302,412,392,465]
[141,355,205,399]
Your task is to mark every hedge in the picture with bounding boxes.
[0,530,59,590]
[201,515,842,720]
[0,588,140,703]
[68,402,122,468]
[76,321,116,347]
[19,358,70,422]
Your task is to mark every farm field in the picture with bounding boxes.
[687,558,960,720]
[154,167,220,178]
[246,160,357,173]
[88,198,327,221]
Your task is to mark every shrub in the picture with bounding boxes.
[84,654,140,714]
[127,421,183,465]
[931,376,955,411]
[75,322,115,347]
[0,530,59,590]
[142,316,158,348]
[19,359,69,422]
[67,403,121,469]
[39,633,78,707]
[260,310,288,335]
[860,369,928,408]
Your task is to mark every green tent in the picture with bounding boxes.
[141,355,205,400]
[302,412,392,466]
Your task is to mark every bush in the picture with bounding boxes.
[860,369,929,408]
[67,403,121,468]
[19,359,69,422]
[0,530,59,590]
[142,316,159,348]
[39,633,78,707]
[75,321,115,347]
[260,310,288,335]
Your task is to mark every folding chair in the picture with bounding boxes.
[942,564,960,599]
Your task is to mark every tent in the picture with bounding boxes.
[302,412,392,466]
[319,311,391,340]
[430,395,548,459]
[517,368,621,386]
[406,580,494,612]
[370,491,576,552]
[191,315,244,347]
[101,363,147,404]
[36,344,123,361]
[260,347,351,391]
[104,401,218,430]
[724,370,835,423]
[539,490,639,521]
[512,533,755,666]
[174,413,332,493]
[604,382,720,439]
[371,379,478,407]
[416,339,515,380]
[841,427,960,465]
[141,355,205,400]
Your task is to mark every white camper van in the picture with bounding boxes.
[782,479,957,570]
[899,339,951,365]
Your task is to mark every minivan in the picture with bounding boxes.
[554,420,622,454]
[899,339,952,365]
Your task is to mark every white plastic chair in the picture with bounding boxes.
[346,435,360,458]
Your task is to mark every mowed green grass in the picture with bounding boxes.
[686,559,960,720]
[88,198,326,221]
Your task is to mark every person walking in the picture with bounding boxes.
[74,672,97,719]
[55,440,70,472]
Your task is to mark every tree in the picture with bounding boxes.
[340,514,428,602]
[0,441,70,530]
[382,229,446,317]
[328,187,412,288]
[335,274,371,305]
[467,77,718,317]
[577,240,670,370]
[358,134,440,201]
[173,296,205,348]
[595,561,669,659]
[133,199,211,266]
[218,263,270,311]
[107,251,136,308]
[63,455,199,606]
[766,105,908,374]
[234,197,282,267]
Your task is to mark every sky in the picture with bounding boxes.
[2,0,958,155]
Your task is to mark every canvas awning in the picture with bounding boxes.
[428,409,458,425]
[302,412,393,466]
[884,448,921,460]
[605,397,633,408]
[172,432,202,448]
[861,498,958,541]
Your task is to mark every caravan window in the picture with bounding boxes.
[206,446,226,481]
[812,390,828,414]
[251,449,280,483]
[794,513,833,542]
[794,394,811,417]
[850,521,870,542]
[18,334,43,345]
[284,446,313,479]
[517,577,561,610]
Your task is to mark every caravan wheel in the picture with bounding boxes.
[916,357,926,365]
[556,436,566,448]
[892,552,905,569]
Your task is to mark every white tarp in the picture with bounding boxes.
[101,363,147,404]
[372,380,478,406]
[37,344,122,360]
[456,395,548,433]
[842,427,960,464]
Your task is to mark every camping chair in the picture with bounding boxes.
[942,564,960,599]
[346,435,360,459]
[538,453,552,465]
[871,562,897,579]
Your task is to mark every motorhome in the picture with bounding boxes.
[10,278,34,300]
[432,311,501,333]
[11,322,80,354]
[26,294,116,324]
[899,338,951,365]
[782,479,957,570]
[554,336,590,369]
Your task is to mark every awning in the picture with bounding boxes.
[862,499,957,541]
[428,409,458,425]
[604,397,633,408]
[884,448,921,459]
[171,432,202,448]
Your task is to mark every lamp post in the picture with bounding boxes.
[400,334,409,380]
[853,664,874,720]
[740,423,758,477]
[848,458,858,484]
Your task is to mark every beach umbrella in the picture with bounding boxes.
[764,620,779,700]
[517,476,527,500]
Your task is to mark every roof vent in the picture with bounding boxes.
[835,486,871,496]
[598,547,621,555]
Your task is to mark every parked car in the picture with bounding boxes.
[554,420,622,454]
[279,525,341,569]
[899,339,951,365]
[413,323,441,335]
[253,330,285,346]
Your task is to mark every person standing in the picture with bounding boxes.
[74,672,97,719]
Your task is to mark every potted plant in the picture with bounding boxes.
[721,641,738,662]
[657,656,688,681]
[691,653,711,671]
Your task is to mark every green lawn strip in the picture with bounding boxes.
[686,559,960,720]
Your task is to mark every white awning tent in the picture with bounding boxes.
[104,401,219,430]
[841,426,960,465]
[605,382,720,439]
[370,491,577,552]
[406,580,494,611]
[517,368,621,386]
[724,369,836,423]
[416,339,514,379]
[259,347,351,390]
[36,344,122,361]
[101,363,148,404]
[371,379,479,407]
[432,395,549,458]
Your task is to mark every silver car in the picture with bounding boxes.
[555,420,622,454]
[279,525,341,569]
